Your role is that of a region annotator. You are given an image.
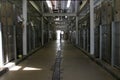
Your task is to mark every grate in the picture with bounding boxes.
[52,50,62,80]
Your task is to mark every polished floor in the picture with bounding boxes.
[0,40,116,80]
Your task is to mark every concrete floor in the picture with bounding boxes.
[0,41,116,80]
[62,41,116,80]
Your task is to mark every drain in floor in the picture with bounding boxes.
[52,50,62,80]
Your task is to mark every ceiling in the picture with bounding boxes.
[29,0,88,28]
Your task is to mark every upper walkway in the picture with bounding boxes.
[0,41,116,80]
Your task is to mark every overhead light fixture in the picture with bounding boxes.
[67,0,71,8]
[52,0,57,9]
[29,1,41,13]
[55,17,60,21]
[54,1,57,9]
[46,0,52,9]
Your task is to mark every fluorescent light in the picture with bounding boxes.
[46,0,52,9]
[65,16,67,18]
[67,0,71,8]
[55,1,57,9]
[80,0,87,10]
[53,1,57,9]
[30,22,34,26]
[29,1,41,13]
[55,18,60,21]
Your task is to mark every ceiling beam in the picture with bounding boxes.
[43,13,76,17]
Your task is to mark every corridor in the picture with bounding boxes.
[0,41,116,80]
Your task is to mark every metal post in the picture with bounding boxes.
[83,30,85,49]
[111,22,115,66]
[41,1,44,46]
[75,0,78,45]
[13,4,17,63]
[22,0,27,55]
[33,29,36,49]
[111,0,115,66]
[87,29,89,52]
[0,23,4,67]
[90,0,95,55]
[99,25,102,60]
[76,17,79,45]
[48,23,50,42]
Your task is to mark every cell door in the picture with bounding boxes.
[1,1,15,64]
[94,26,100,58]
[13,5,23,59]
[112,22,120,69]
[16,22,23,58]
[101,24,111,64]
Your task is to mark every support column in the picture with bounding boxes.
[41,1,44,46]
[0,23,4,67]
[48,23,50,42]
[90,0,95,55]
[99,25,102,60]
[75,1,79,45]
[76,17,79,45]
[41,17,44,46]
[111,0,115,66]
[22,0,27,55]
[111,22,115,66]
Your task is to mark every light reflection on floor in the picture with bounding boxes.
[23,67,42,71]
[9,66,43,71]
[6,62,43,71]
[9,66,22,71]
